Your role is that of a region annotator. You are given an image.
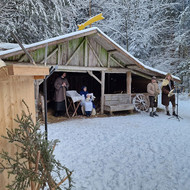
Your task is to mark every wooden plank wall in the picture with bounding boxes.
[0,76,36,188]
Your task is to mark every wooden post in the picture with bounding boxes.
[127,71,132,94]
[40,94,45,121]
[107,52,110,68]
[58,44,61,65]
[34,80,40,120]
[84,37,88,67]
[44,43,48,66]
[107,73,110,93]
[101,71,105,114]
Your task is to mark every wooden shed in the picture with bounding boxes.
[0,27,180,115]
[0,64,49,188]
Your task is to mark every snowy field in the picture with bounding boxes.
[43,94,190,190]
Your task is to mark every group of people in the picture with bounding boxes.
[53,72,177,118]
[147,73,177,117]
[53,73,95,117]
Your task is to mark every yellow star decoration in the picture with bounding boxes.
[78,13,104,30]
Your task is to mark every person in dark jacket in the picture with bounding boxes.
[161,73,177,116]
[80,86,89,98]
[54,73,69,117]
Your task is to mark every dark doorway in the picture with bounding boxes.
[40,71,102,109]
[131,75,150,93]
[105,73,126,94]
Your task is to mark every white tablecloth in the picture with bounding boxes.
[66,90,84,103]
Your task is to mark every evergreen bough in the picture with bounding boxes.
[0,101,73,190]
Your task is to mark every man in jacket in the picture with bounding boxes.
[54,73,69,117]
[161,73,177,116]
[147,76,160,117]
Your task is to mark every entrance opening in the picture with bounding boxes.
[40,71,101,112]
[132,75,150,93]
[105,73,126,94]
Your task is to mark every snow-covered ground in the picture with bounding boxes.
[43,94,190,190]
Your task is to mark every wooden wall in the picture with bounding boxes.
[8,36,121,69]
[0,75,36,188]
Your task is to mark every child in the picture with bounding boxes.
[80,86,96,115]
[84,94,93,117]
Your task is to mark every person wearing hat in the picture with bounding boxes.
[161,73,176,116]
[147,76,160,117]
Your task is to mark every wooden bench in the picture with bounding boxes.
[104,94,134,115]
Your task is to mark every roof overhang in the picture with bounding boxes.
[0,27,181,82]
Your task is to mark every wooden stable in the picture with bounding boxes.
[0,27,181,116]
[0,65,49,188]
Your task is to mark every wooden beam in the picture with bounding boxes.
[57,65,131,74]
[7,65,49,76]
[88,41,104,67]
[125,64,137,67]
[65,38,85,66]
[57,65,130,73]
[11,32,36,65]
[110,56,124,68]
[40,47,58,64]
[107,52,111,68]
[87,71,102,84]
[34,80,40,119]
[105,68,130,73]
[107,49,117,53]
[44,43,48,66]
[127,71,132,94]
[57,65,107,71]
[101,71,105,114]
[61,44,64,65]
[58,44,61,65]
[34,76,45,80]
[131,70,151,80]
[18,54,26,62]
[66,41,69,63]
[84,37,88,67]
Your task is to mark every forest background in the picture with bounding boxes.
[0,0,189,90]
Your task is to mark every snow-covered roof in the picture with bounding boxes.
[0,27,180,81]
[0,43,23,51]
[0,28,97,57]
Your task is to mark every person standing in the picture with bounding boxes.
[54,73,69,117]
[161,73,177,116]
[147,76,160,117]
[84,94,93,117]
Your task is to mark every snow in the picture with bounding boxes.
[42,94,190,190]
[0,27,180,81]
[0,27,98,56]
[97,29,180,81]
[0,43,23,51]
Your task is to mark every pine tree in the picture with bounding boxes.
[0,101,73,190]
